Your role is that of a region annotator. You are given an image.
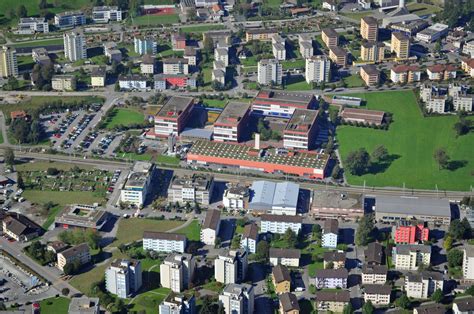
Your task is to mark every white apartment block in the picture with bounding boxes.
[64,31,87,62]
[168,175,214,206]
[219,283,254,314]
[120,162,154,207]
[215,47,229,66]
[364,285,391,305]
[269,248,301,267]
[405,272,444,299]
[201,209,221,246]
[393,244,431,271]
[105,259,142,298]
[361,265,388,285]
[92,6,122,23]
[215,250,248,284]
[322,233,338,249]
[453,95,474,112]
[118,75,147,90]
[160,253,195,293]
[260,214,302,235]
[134,37,157,55]
[52,75,76,91]
[300,41,314,59]
[0,46,18,78]
[305,56,330,83]
[223,186,249,210]
[159,293,195,314]
[272,43,286,61]
[426,96,447,113]
[143,232,187,253]
[17,18,49,34]
[241,224,258,254]
[54,11,86,28]
[463,247,474,280]
[257,59,282,85]
[322,220,338,249]
[57,243,90,272]
[163,58,189,75]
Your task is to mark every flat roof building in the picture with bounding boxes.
[55,204,108,230]
[361,16,378,42]
[360,65,380,86]
[283,108,320,150]
[248,181,300,216]
[252,90,317,118]
[416,23,449,43]
[168,174,214,206]
[329,46,347,67]
[322,28,339,48]
[154,96,194,137]
[341,108,385,125]
[214,102,251,143]
[68,297,99,314]
[311,191,364,220]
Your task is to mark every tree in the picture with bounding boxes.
[443,235,453,251]
[203,36,214,53]
[447,249,463,267]
[431,288,443,303]
[331,165,341,180]
[466,285,474,296]
[283,228,297,248]
[362,300,374,314]
[6,9,15,19]
[395,293,410,309]
[343,302,354,314]
[449,219,471,240]
[255,240,269,261]
[345,148,371,175]
[433,148,449,170]
[231,234,241,249]
[39,0,48,10]
[325,261,334,269]
[434,40,442,53]
[355,214,374,246]
[371,145,388,163]
[454,118,472,136]
[4,148,15,166]
[16,5,28,18]
[61,287,70,296]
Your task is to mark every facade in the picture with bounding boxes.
[272,265,291,294]
[416,23,449,43]
[154,96,194,136]
[168,175,214,206]
[64,32,86,62]
[269,248,301,267]
[272,42,286,61]
[118,74,147,90]
[215,47,229,66]
[361,265,388,284]
[17,18,49,34]
[390,65,421,83]
[321,28,339,48]
[299,40,314,59]
[427,64,457,81]
[391,32,410,58]
[363,284,391,305]
[91,66,106,87]
[223,185,250,210]
[360,41,385,62]
[305,56,330,84]
[2,214,42,242]
[160,253,195,293]
[241,223,258,254]
[159,293,196,314]
[213,102,251,142]
[219,283,254,314]
[313,268,348,289]
[405,271,444,299]
[54,11,86,28]
[141,54,156,74]
[120,162,154,207]
[171,33,187,51]
[329,46,347,67]
[215,249,248,284]
[393,244,431,271]
[143,232,187,253]
[261,214,303,235]
[361,16,378,42]
[461,58,474,78]
[92,6,122,23]
[392,220,429,244]
[200,209,221,245]
[248,180,300,216]
[68,297,100,314]
[163,58,189,75]
[52,75,76,91]
[279,292,300,314]
[360,65,380,86]
[323,251,346,269]
[246,29,278,42]
[154,74,197,90]
[340,108,385,126]
[252,90,317,118]
[105,259,142,298]
[134,36,157,55]
[57,243,91,272]
[258,59,283,85]
[283,108,320,150]
[315,291,350,313]
[463,246,474,280]
[322,219,338,249]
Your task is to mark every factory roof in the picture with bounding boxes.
[215,102,250,126]
[375,195,451,217]
[249,181,299,210]
[156,96,194,118]
[255,90,315,104]
[284,109,319,133]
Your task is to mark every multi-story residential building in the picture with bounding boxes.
[68,297,100,314]
[168,175,214,206]
[361,16,378,41]
[299,40,313,59]
[171,33,187,51]
[91,66,106,87]
[118,74,147,90]
[57,243,90,272]
[283,108,320,151]
[360,65,380,86]
[453,296,474,314]
[323,251,346,269]
[213,101,251,142]
[163,58,189,75]
[134,36,157,55]
[322,219,339,249]
[260,214,303,235]
[329,46,347,67]
[393,220,429,244]
[154,96,194,136]
[390,65,421,83]
[272,265,291,294]
[159,293,196,314]
[313,268,348,289]
[143,232,187,253]
[258,59,283,85]
[391,32,410,58]
[214,46,229,66]
[315,291,350,313]
[219,283,254,314]
[269,248,301,267]
[365,242,384,266]
[212,67,226,85]
[184,47,198,66]
[414,303,446,314]
[453,93,474,112]
[241,223,258,254]
[201,209,221,245]
[246,29,278,42]
[120,162,154,207]
[463,246,474,280]
[416,23,449,43]
[279,292,300,314]
[32,47,50,65]
[363,284,391,305]
[17,18,49,34]
[461,58,474,78]
[223,185,249,210]
[54,11,86,28]
[360,41,385,62]
[321,28,339,48]
[104,42,122,63]
[272,42,286,61]
[463,40,474,58]
[426,95,447,113]
[305,56,330,84]
[141,54,156,75]
[427,64,457,81]
[0,46,18,78]
[215,249,248,284]
[393,244,431,271]
[405,271,444,299]
[92,6,122,23]
[160,253,195,293]
[105,259,142,298]
[361,265,388,284]
[251,90,317,118]
[52,75,77,91]
[64,31,86,62]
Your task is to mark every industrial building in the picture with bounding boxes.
[283,109,320,150]
[167,174,214,206]
[252,90,317,118]
[213,102,251,143]
[154,96,195,137]
[248,181,300,216]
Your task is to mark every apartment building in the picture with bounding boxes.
[32,47,50,65]
[168,174,214,206]
[414,303,446,314]
[313,268,348,289]
[184,47,198,66]
[103,42,122,63]
[52,75,77,91]
[453,94,474,112]
[92,6,122,23]
[241,223,258,254]
[323,251,346,269]
[392,220,429,244]
[260,214,303,235]
[120,162,154,207]
[305,56,330,84]
[141,54,155,75]
[322,219,339,249]
[54,11,86,28]
[272,42,286,61]
[57,243,90,272]
[215,249,248,284]
[91,66,106,87]
[105,259,142,298]
[118,74,147,90]
[160,253,195,292]
[391,32,410,59]
[360,41,385,62]
[390,65,421,83]
[283,108,320,150]
[223,186,250,210]
[214,47,229,66]
[365,242,384,265]
[361,265,388,284]
[361,16,378,41]
[246,28,278,42]
[154,96,194,136]
[315,291,350,313]
[416,23,449,43]
[0,46,18,78]
[163,58,189,75]
[272,265,291,294]
[201,209,221,245]
[463,246,474,280]
[213,102,251,142]
[453,296,474,314]
[143,232,187,253]
[393,244,431,271]
[171,33,186,51]
[360,65,380,86]
[321,28,339,48]
[405,271,444,299]
[64,31,87,62]
[461,58,474,78]
[258,59,283,85]
[159,293,196,314]
[427,64,457,81]
[364,284,391,305]
[17,18,49,34]
[329,46,347,67]
[134,36,157,55]
[219,283,254,314]
[269,248,301,267]
[299,40,314,59]
[279,292,300,314]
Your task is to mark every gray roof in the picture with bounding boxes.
[454,297,474,312]
[375,195,451,217]
[261,214,303,224]
[395,244,431,255]
[59,243,89,259]
[270,248,301,259]
[315,290,350,302]
[315,268,348,279]
[323,251,346,262]
[249,181,299,210]
[464,246,474,258]
[414,303,446,314]
[68,297,99,314]
[362,264,387,275]
[324,219,338,234]
[365,242,384,264]
[143,231,186,241]
[203,209,220,230]
[272,264,291,283]
[407,271,443,282]
[279,292,300,312]
[364,284,391,295]
[242,223,258,240]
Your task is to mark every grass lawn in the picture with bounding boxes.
[0,131,3,144]
[23,190,105,207]
[0,0,91,17]
[118,152,153,162]
[17,55,35,72]
[342,74,365,88]
[336,90,474,191]
[16,161,92,172]
[156,154,180,165]
[180,24,226,33]
[104,108,145,129]
[39,297,70,314]
[284,76,313,91]
[340,10,376,20]
[263,0,282,8]
[113,218,185,246]
[11,38,64,48]
[202,99,228,108]
[175,220,201,241]
[407,2,442,16]
[202,280,225,292]
[281,59,306,70]
[240,56,259,67]
[42,205,62,230]
[129,287,171,314]
[132,14,179,26]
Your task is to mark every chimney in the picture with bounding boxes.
[254,133,260,150]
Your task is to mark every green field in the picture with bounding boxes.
[340,10,375,21]
[156,154,180,165]
[285,76,313,91]
[105,108,145,129]
[180,24,226,33]
[17,55,35,72]
[407,2,442,16]
[16,161,92,172]
[263,0,282,8]
[175,220,201,241]
[342,74,365,88]
[129,287,171,314]
[0,130,3,144]
[113,218,185,246]
[281,59,306,70]
[0,0,92,18]
[39,297,70,314]
[132,14,179,26]
[336,90,474,191]
[23,190,105,206]
[11,38,64,48]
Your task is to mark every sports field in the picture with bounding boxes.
[336,90,474,191]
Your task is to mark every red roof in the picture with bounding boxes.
[392,64,420,73]
[462,58,474,68]
[10,110,27,119]
[428,64,457,73]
